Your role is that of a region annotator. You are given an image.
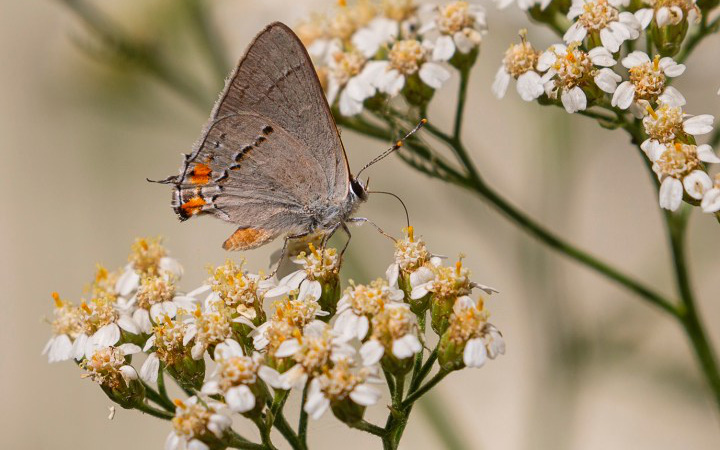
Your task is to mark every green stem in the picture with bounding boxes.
[665,209,720,410]
[298,383,310,449]
[349,420,388,436]
[134,401,174,420]
[141,381,176,412]
[421,124,678,316]
[274,410,303,450]
[410,347,438,392]
[225,430,265,450]
[251,415,277,450]
[453,69,470,140]
[401,370,450,409]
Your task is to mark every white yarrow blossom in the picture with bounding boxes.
[165,397,232,450]
[640,102,715,160]
[492,32,545,101]
[303,358,381,420]
[564,0,642,53]
[701,175,720,213]
[612,51,686,110]
[634,0,700,28]
[537,43,617,113]
[334,279,404,340]
[419,1,487,62]
[359,303,422,365]
[444,296,505,368]
[651,142,720,210]
[366,38,450,96]
[200,339,282,413]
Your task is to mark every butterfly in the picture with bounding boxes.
[155,22,422,259]
[154,22,373,253]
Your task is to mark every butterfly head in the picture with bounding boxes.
[350,177,369,202]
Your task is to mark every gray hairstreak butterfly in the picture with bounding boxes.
[153,22,424,258]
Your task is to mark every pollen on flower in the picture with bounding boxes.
[81,347,128,389]
[129,237,166,276]
[427,257,472,300]
[577,0,620,32]
[172,401,213,440]
[388,39,426,75]
[272,295,323,329]
[643,103,684,143]
[446,298,489,345]
[551,43,594,90]
[296,244,339,282]
[330,50,367,87]
[436,1,476,35]
[208,259,262,319]
[655,143,700,178]
[194,307,234,351]
[316,358,366,401]
[629,55,667,103]
[394,227,429,272]
[382,0,417,22]
[153,317,189,365]
[90,264,119,299]
[502,37,540,79]
[50,293,83,338]
[217,355,259,391]
[369,304,416,349]
[136,275,176,310]
[79,295,118,335]
[292,330,334,375]
[344,279,396,316]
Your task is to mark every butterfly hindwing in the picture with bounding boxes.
[173,113,330,243]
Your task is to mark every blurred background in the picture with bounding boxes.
[2,0,719,449]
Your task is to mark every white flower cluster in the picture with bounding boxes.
[492,0,719,213]
[46,231,504,449]
[297,0,487,116]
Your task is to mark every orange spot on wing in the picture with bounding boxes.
[180,196,206,216]
[223,228,273,251]
[190,163,212,185]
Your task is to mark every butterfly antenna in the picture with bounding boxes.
[367,190,410,229]
[356,118,427,178]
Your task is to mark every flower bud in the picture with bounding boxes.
[430,295,454,335]
[651,20,689,57]
[166,355,206,391]
[331,397,367,425]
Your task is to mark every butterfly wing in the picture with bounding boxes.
[168,22,352,250]
[210,22,351,202]
[172,112,331,250]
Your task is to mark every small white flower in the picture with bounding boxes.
[359,303,422,365]
[564,0,641,53]
[652,142,719,211]
[303,358,381,420]
[635,0,699,29]
[701,175,720,213]
[334,279,404,340]
[492,35,544,101]
[538,43,616,114]
[420,1,487,61]
[165,397,232,450]
[612,52,685,110]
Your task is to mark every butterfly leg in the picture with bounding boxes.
[268,232,311,279]
[346,217,397,243]
[339,222,353,259]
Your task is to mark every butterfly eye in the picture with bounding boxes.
[351,178,368,201]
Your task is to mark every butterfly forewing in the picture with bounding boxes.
[169,22,354,251]
[210,22,350,201]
